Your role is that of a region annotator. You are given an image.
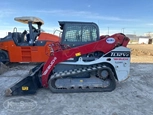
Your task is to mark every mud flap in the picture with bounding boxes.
[5,63,44,96]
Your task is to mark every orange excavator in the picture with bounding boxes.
[0,16,60,64]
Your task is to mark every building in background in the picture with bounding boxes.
[138,36,152,44]
[126,34,153,44]
[126,34,138,40]
[144,32,153,38]
[126,34,139,44]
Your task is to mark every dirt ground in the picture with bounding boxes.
[0,44,153,115]
[128,44,153,63]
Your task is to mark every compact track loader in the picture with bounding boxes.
[5,21,130,96]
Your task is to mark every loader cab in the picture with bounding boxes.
[59,21,100,47]
[13,16,44,46]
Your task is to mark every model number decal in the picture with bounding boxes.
[104,51,130,57]
[42,57,57,75]
[114,58,128,60]
[111,52,130,57]
[106,38,115,44]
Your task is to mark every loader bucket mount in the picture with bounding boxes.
[5,63,44,96]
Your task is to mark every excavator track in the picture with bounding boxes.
[48,64,116,93]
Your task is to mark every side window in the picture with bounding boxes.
[82,26,98,42]
[65,25,81,42]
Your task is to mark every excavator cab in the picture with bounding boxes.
[59,21,99,47]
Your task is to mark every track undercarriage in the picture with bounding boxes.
[49,63,116,93]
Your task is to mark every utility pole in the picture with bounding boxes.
[108,27,109,35]
[134,31,136,39]
[98,20,99,25]
[122,28,125,33]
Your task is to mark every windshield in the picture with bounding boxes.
[64,24,98,42]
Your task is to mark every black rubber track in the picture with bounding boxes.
[48,66,116,93]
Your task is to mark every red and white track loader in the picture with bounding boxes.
[5,21,130,96]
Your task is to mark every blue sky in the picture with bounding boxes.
[0,0,153,37]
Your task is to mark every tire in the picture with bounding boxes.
[0,50,9,64]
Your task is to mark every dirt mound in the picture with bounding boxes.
[0,62,8,75]
[130,48,153,56]
[128,44,153,63]
[128,44,153,56]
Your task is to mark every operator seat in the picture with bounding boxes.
[32,26,40,42]
[33,31,39,41]
[28,26,40,45]
[12,32,19,45]
[26,34,30,42]
[20,30,27,43]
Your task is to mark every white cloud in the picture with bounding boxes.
[42,26,60,33]
[35,9,139,22]
[99,28,136,35]
[36,10,93,17]
[100,29,122,35]
[0,9,15,18]
[0,30,11,38]
[146,23,153,26]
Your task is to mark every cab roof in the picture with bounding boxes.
[14,16,44,25]
[58,21,98,30]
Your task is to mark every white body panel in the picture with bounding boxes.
[60,46,131,82]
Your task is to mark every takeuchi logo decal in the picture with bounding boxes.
[43,57,57,75]
[106,37,115,44]
[3,97,37,112]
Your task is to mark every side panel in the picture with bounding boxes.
[0,40,52,62]
[109,47,131,81]
[38,33,60,42]
[9,42,52,62]
[61,46,131,82]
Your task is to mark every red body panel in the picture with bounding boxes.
[41,33,130,87]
